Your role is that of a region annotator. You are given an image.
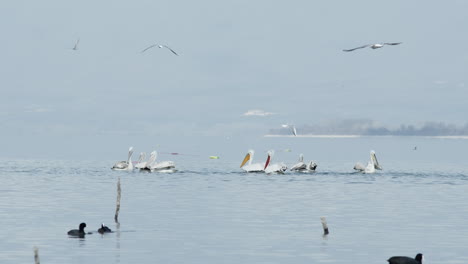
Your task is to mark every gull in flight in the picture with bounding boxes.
[72,38,80,51]
[141,44,179,56]
[343,42,402,52]
[281,124,297,136]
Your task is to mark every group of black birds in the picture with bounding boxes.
[67,221,423,263]
[67,222,112,238]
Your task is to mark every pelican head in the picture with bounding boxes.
[370,150,382,170]
[264,150,274,170]
[148,151,157,165]
[240,150,254,168]
[127,147,134,170]
[128,147,134,159]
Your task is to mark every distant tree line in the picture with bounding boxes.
[269,119,468,136]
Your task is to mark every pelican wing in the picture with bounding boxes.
[141,44,157,53]
[307,161,317,171]
[151,161,175,170]
[384,42,402,46]
[290,162,307,171]
[162,45,179,56]
[242,163,264,172]
[353,162,366,171]
[265,163,287,174]
[343,44,370,52]
[112,161,128,170]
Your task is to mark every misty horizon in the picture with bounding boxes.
[269,119,468,136]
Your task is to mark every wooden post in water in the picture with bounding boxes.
[114,177,121,224]
[34,247,40,264]
[320,217,329,236]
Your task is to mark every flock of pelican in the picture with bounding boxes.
[240,150,316,174]
[111,147,176,173]
[239,149,381,174]
[111,147,382,174]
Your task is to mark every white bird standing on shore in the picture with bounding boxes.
[343,42,402,52]
[141,44,179,56]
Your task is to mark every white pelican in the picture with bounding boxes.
[141,44,179,56]
[343,42,402,52]
[134,152,147,169]
[111,147,134,171]
[72,38,80,51]
[150,151,176,172]
[264,150,287,174]
[139,151,157,171]
[290,154,317,172]
[240,150,265,173]
[353,150,382,173]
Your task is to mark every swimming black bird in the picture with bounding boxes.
[98,223,112,234]
[388,253,423,264]
[67,222,87,237]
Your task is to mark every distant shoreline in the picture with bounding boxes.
[264,134,468,139]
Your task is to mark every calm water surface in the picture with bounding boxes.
[1,137,468,263]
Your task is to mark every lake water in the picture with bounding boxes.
[1,136,468,264]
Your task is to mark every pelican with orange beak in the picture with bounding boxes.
[240,150,265,172]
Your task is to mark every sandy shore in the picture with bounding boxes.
[264,134,468,139]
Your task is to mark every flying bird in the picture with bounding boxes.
[141,44,179,56]
[281,124,297,136]
[72,38,80,51]
[343,42,402,52]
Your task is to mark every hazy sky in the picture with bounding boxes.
[1,0,467,158]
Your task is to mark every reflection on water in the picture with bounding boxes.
[1,138,468,264]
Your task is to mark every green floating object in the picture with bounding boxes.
[209,156,220,159]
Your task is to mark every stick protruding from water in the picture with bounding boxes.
[320,216,329,236]
[114,177,121,224]
[34,247,40,264]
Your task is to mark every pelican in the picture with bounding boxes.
[72,38,80,51]
[111,147,134,171]
[139,151,157,171]
[343,42,402,52]
[240,150,265,173]
[290,154,317,172]
[141,44,179,56]
[134,152,147,169]
[264,150,287,174]
[150,151,176,172]
[353,150,382,173]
